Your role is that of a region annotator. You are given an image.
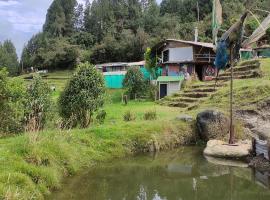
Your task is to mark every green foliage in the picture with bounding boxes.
[144,47,157,79]
[0,69,26,135]
[123,110,136,122]
[24,75,52,132]
[59,62,105,128]
[0,40,19,75]
[21,34,80,70]
[123,67,146,99]
[19,0,270,69]
[43,0,77,37]
[96,110,107,124]
[146,82,158,101]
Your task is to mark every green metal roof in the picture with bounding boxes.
[157,76,184,82]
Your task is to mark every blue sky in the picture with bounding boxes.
[0,0,162,58]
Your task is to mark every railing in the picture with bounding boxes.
[194,54,216,63]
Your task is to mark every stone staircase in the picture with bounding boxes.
[216,60,262,81]
[158,60,262,110]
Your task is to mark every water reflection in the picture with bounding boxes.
[49,147,270,200]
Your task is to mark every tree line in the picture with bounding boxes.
[1,0,269,73]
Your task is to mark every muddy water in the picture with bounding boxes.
[49,147,270,200]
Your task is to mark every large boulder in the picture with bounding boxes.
[204,140,252,158]
[196,110,229,141]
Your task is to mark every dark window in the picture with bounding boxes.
[163,50,169,63]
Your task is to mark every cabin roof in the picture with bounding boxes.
[127,61,145,66]
[96,62,128,68]
[152,39,214,53]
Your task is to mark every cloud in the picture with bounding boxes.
[0,0,20,7]
[0,0,54,57]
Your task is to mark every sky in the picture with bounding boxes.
[0,0,162,58]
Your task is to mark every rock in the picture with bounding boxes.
[205,155,249,168]
[175,114,193,122]
[248,155,270,172]
[204,140,252,158]
[196,110,229,141]
[253,125,270,141]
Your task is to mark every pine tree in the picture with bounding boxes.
[0,40,19,75]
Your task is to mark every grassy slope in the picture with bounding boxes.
[187,58,270,115]
[0,95,195,199]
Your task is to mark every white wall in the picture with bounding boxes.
[168,82,181,96]
[163,47,194,63]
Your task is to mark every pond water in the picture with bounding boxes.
[49,147,270,200]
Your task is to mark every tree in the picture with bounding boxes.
[43,0,77,37]
[0,68,26,135]
[0,40,19,75]
[144,47,157,79]
[21,35,80,70]
[24,75,52,132]
[59,62,105,128]
[123,67,146,99]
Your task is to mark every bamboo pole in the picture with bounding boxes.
[229,48,235,144]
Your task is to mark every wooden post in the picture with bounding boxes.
[229,48,235,145]
[124,95,128,105]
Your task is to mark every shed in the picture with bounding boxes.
[254,45,270,58]
[157,76,184,99]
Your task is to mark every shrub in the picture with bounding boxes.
[123,111,136,122]
[24,75,52,132]
[96,110,107,124]
[123,67,146,99]
[146,83,158,101]
[59,62,105,128]
[143,110,157,121]
[0,68,26,135]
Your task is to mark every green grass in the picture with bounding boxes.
[187,58,270,115]
[0,106,195,199]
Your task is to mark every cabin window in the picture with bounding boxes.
[163,50,169,63]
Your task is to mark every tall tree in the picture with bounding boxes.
[0,40,19,75]
[43,0,77,37]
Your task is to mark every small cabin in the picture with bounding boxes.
[152,39,217,81]
[157,76,184,99]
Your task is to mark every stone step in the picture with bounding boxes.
[170,97,199,103]
[191,83,226,89]
[216,72,261,81]
[168,102,190,108]
[183,92,209,98]
[219,70,259,77]
[185,88,217,93]
[234,64,260,72]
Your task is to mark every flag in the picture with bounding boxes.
[212,0,223,45]
[242,14,270,48]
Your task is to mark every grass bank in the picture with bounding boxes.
[0,100,196,199]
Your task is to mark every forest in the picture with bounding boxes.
[1,0,270,73]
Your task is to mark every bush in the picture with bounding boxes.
[0,68,26,135]
[143,110,157,121]
[24,75,52,132]
[96,110,107,124]
[123,67,146,99]
[123,111,136,122]
[146,83,158,101]
[59,62,105,128]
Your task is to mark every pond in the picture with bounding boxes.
[49,147,270,200]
